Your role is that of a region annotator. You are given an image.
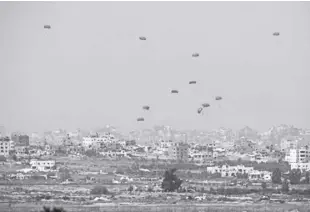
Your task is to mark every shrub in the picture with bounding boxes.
[41,206,66,212]
[90,185,109,195]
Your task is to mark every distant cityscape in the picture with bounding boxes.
[1,123,310,211]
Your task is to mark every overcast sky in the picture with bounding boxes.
[1,2,310,134]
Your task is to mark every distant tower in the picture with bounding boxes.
[0,126,6,137]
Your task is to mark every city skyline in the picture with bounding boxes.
[1,2,310,134]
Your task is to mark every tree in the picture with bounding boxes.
[305,172,310,184]
[128,185,134,193]
[58,168,71,181]
[289,169,302,185]
[161,168,183,192]
[41,206,66,212]
[272,168,282,184]
[90,185,109,195]
[281,179,289,193]
[12,154,17,161]
[85,149,97,157]
[0,155,6,162]
[261,182,267,191]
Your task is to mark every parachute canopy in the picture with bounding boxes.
[273,32,280,36]
[202,103,210,108]
[137,117,144,122]
[189,81,197,84]
[142,106,150,110]
[192,53,199,57]
[139,36,146,40]
[215,96,222,101]
[197,107,203,114]
[44,25,51,29]
[171,90,179,94]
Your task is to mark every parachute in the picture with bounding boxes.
[273,32,280,36]
[142,106,150,110]
[189,81,197,84]
[139,36,146,40]
[202,103,210,108]
[215,96,223,108]
[171,90,179,94]
[137,117,145,122]
[192,53,199,57]
[44,25,51,29]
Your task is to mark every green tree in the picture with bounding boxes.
[272,168,282,184]
[90,185,109,195]
[58,168,71,181]
[289,169,302,185]
[41,206,66,212]
[281,179,289,193]
[0,155,6,162]
[305,172,310,184]
[261,182,267,191]
[161,168,183,192]
[85,149,97,157]
[128,185,134,193]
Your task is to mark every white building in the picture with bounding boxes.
[30,159,56,172]
[0,138,11,156]
[248,170,272,182]
[207,165,254,177]
[190,151,213,163]
[290,162,310,172]
[285,148,310,164]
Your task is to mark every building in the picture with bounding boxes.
[207,165,254,177]
[284,147,310,164]
[15,146,29,157]
[0,137,11,156]
[30,159,56,172]
[248,170,272,182]
[190,151,213,163]
[290,162,310,172]
[11,133,30,146]
[169,142,189,162]
[0,126,6,137]
[281,136,300,151]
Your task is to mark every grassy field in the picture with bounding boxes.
[1,202,310,212]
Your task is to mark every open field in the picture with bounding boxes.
[1,202,310,212]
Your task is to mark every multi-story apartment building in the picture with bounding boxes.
[190,151,213,163]
[284,147,310,163]
[290,162,310,172]
[0,137,11,156]
[207,165,254,177]
[169,142,189,162]
[30,159,56,172]
[281,137,299,151]
[11,133,30,146]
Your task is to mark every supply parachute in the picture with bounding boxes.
[273,32,280,36]
[197,107,204,115]
[142,106,150,111]
[202,103,210,108]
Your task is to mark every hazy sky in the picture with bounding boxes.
[1,2,310,134]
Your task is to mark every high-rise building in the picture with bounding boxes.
[169,141,189,162]
[0,126,6,137]
[11,133,30,146]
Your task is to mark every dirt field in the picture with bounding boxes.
[0,202,310,212]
